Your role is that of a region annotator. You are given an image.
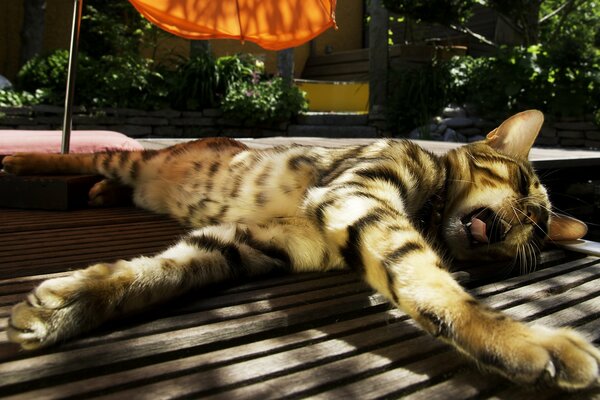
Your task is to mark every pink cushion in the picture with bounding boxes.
[0,130,144,154]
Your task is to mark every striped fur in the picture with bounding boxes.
[4,112,599,390]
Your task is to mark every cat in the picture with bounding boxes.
[3,110,599,390]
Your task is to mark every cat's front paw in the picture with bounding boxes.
[8,274,100,349]
[492,325,600,390]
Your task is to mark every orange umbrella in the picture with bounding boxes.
[61,0,337,153]
[128,0,337,50]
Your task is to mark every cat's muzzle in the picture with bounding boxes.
[462,208,512,245]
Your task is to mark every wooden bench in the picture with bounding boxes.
[1,138,600,398]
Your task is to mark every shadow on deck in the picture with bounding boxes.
[1,206,600,399]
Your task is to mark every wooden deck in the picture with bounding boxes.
[1,138,600,398]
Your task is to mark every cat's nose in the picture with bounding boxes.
[524,205,541,225]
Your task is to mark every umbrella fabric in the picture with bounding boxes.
[128,0,337,50]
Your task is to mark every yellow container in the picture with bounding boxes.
[295,80,369,112]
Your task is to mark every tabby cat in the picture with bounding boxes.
[4,110,599,390]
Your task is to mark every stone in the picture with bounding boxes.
[442,105,466,118]
[443,129,459,142]
[585,131,600,140]
[31,104,64,114]
[201,108,222,117]
[467,135,486,143]
[557,130,584,139]
[534,136,559,146]
[17,125,49,130]
[442,117,473,129]
[126,117,169,126]
[462,103,479,117]
[457,127,482,137]
[408,124,435,140]
[474,118,497,131]
[112,125,152,137]
[148,109,181,118]
[1,116,35,126]
[560,138,585,147]
[184,127,221,137]
[75,125,107,131]
[584,140,600,150]
[173,117,215,126]
[0,106,32,116]
[181,111,205,118]
[539,126,557,138]
[108,108,148,117]
[152,126,182,137]
[554,121,597,131]
[409,129,422,139]
[435,123,447,134]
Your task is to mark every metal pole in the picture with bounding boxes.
[61,0,83,154]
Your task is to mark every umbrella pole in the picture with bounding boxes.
[61,0,84,154]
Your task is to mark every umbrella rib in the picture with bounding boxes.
[235,0,245,42]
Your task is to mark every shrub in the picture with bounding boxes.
[17,50,70,105]
[221,77,308,124]
[445,44,600,118]
[386,62,450,135]
[0,89,39,107]
[167,52,219,110]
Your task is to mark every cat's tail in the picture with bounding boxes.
[2,138,249,186]
[2,150,158,185]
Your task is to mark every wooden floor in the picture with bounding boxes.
[1,207,600,399]
[2,138,600,398]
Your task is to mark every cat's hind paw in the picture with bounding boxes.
[2,153,39,175]
[7,275,99,350]
[88,179,131,206]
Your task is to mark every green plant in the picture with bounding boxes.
[386,62,450,135]
[445,44,600,119]
[215,54,262,95]
[168,51,219,110]
[221,78,307,124]
[0,89,39,107]
[17,50,70,105]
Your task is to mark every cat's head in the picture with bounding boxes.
[442,110,587,266]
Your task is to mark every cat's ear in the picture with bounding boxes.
[547,213,588,241]
[486,110,544,159]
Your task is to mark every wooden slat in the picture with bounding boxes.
[1,184,600,398]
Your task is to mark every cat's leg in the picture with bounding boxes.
[308,189,600,390]
[88,178,132,206]
[8,218,330,350]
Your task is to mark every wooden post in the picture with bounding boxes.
[278,48,294,84]
[190,40,211,57]
[368,0,389,122]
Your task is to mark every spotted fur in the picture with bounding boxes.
[4,111,599,390]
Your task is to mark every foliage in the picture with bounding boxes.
[386,62,450,135]
[0,89,39,107]
[80,1,156,59]
[221,77,308,124]
[17,49,70,105]
[215,55,262,95]
[382,0,476,26]
[168,51,219,110]
[445,44,600,118]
